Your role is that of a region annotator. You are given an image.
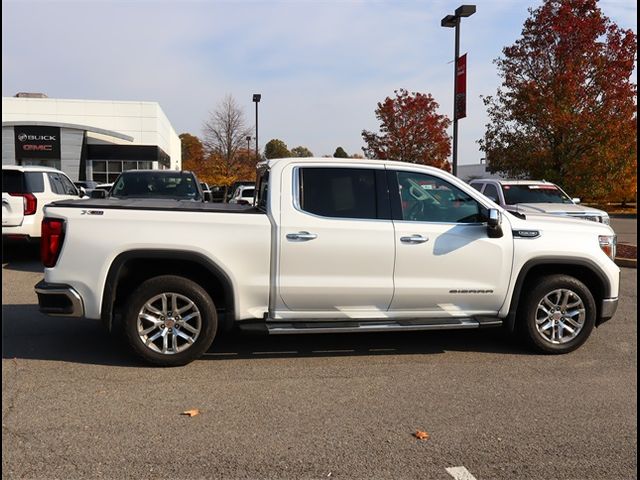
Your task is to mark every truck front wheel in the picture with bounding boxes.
[123,275,217,366]
[520,274,596,354]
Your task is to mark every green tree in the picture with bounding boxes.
[362,89,451,171]
[290,146,314,157]
[333,147,349,158]
[264,139,291,159]
[479,0,637,202]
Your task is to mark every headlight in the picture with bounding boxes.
[599,235,617,261]
[601,215,610,225]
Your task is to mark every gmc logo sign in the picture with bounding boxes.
[22,144,53,151]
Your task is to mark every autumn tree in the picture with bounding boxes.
[179,133,211,181]
[333,147,349,158]
[290,146,314,157]
[479,0,637,202]
[264,139,291,159]
[202,95,254,199]
[362,89,451,171]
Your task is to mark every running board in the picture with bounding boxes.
[265,318,480,335]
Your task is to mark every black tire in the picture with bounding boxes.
[519,274,596,354]
[122,275,217,366]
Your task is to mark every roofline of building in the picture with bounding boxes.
[2,121,134,142]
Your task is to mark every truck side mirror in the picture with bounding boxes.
[90,190,107,199]
[487,208,503,238]
[572,197,581,204]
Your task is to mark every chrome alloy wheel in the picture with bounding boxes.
[535,288,586,345]
[137,292,202,355]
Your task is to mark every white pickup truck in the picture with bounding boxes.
[35,158,620,366]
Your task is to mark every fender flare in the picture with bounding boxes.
[101,249,235,331]
[505,256,612,332]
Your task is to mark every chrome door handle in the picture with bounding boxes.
[400,234,429,244]
[286,231,318,241]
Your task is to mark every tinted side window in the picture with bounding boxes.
[470,182,484,192]
[395,171,483,223]
[47,173,65,194]
[59,174,78,195]
[300,168,377,219]
[482,184,500,203]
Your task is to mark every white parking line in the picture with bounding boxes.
[445,466,478,480]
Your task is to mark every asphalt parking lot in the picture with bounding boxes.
[1,245,637,480]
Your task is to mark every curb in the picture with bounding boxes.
[615,257,637,269]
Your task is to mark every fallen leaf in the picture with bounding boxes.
[181,409,200,417]
[414,430,429,440]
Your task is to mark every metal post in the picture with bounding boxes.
[255,102,259,161]
[452,18,460,177]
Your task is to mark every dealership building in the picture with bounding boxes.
[2,93,181,183]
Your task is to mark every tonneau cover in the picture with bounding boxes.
[47,198,262,214]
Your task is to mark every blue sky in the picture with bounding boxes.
[2,0,637,164]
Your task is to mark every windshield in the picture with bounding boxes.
[111,172,201,200]
[503,184,573,205]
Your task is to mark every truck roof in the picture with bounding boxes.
[2,164,64,173]
[264,157,450,175]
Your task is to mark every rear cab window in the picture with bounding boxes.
[299,167,380,220]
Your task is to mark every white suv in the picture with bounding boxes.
[2,165,81,241]
[469,179,610,224]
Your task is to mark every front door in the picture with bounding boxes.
[388,169,513,317]
[276,164,395,317]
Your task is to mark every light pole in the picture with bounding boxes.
[252,94,261,161]
[441,4,476,177]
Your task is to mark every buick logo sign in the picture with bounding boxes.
[18,133,28,142]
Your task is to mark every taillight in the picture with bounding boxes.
[9,192,37,215]
[41,218,65,268]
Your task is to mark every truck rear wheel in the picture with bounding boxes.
[520,274,596,354]
[123,275,217,366]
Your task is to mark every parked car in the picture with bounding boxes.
[200,182,213,202]
[209,185,226,203]
[2,165,82,241]
[226,181,254,202]
[229,184,255,205]
[36,158,619,366]
[92,170,204,202]
[469,179,610,224]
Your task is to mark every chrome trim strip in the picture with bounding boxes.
[266,318,480,334]
[600,297,619,320]
[35,285,85,317]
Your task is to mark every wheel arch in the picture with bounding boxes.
[101,249,236,333]
[505,257,611,332]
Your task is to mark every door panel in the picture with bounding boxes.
[277,165,395,315]
[389,169,513,316]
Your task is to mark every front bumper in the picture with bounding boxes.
[596,297,618,326]
[34,280,85,317]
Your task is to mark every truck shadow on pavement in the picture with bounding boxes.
[2,243,44,273]
[2,304,534,367]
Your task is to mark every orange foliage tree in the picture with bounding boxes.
[361,89,451,171]
[479,0,637,203]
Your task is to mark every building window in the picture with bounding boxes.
[91,160,154,183]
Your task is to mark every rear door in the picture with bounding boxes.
[276,164,395,316]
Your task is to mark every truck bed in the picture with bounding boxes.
[49,198,262,214]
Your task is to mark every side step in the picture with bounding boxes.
[265,318,480,335]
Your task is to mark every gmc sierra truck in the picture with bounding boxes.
[35,158,620,366]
